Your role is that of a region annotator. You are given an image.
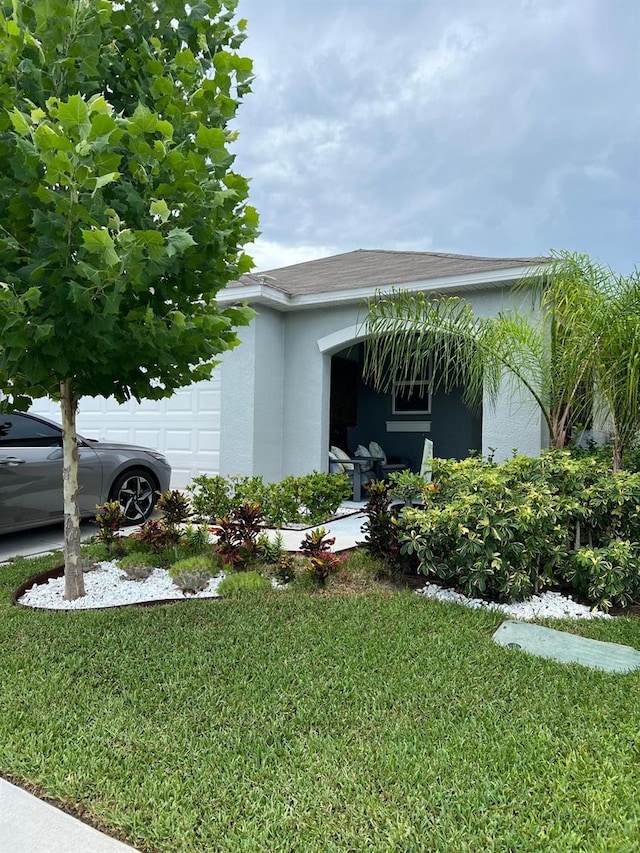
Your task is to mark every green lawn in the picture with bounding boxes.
[1,554,639,853]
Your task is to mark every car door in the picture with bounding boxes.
[0,414,103,534]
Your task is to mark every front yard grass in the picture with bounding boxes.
[1,553,639,853]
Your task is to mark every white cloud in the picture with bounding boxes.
[233,0,639,274]
[244,240,340,272]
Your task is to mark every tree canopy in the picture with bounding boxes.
[0,0,257,409]
[0,0,259,598]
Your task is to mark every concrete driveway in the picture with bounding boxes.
[0,520,96,564]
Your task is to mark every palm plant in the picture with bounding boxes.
[363,251,639,470]
[591,269,640,470]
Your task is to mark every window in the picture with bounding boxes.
[392,380,431,415]
[0,415,62,447]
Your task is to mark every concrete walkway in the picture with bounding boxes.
[0,503,368,564]
[0,502,369,851]
[267,501,367,552]
[0,778,139,852]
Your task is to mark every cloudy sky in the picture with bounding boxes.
[231,0,639,275]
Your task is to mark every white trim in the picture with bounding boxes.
[216,283,291,308]
[386,421,431,433]
[317,324,364,354]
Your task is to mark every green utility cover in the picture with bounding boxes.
[493,620,640,674]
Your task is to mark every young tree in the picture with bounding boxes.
[363,251,639,470]
[0,0,258,598]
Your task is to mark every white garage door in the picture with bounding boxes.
[28,372,222,489]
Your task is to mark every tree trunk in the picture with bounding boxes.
[60,378,85,600]
[612,443,623,473]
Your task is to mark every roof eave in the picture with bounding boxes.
[216,263,544,312]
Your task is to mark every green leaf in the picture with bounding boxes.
[22,287,41,309]
[33,323,53,341]
[92,172,120,194]
[56,95,91,139]
[150,77,174,99]
[166,228,196,257]
[130,103,158,134]
[87,95,113,116]
[195,124,226,150]
[68,282,94,310]
[150,199,170,223]
[175,48,198,71]
[81,229,120,267]
[155,120,174,139]
[33,123,72,151]
[8,108,31,136]
[89,113,117,142]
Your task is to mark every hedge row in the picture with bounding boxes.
[394,451,640,610]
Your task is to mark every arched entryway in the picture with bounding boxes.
[327,339,482,471]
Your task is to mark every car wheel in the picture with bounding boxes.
[110,469,159,525]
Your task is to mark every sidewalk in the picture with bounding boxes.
[0,778,139,852]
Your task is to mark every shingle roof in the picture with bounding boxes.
[227,249,545,297]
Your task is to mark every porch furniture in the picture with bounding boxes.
[348,457,375,501]
[329,447,373,501]
[368,441,409,479]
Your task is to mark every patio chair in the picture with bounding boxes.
[330,445,374,501]
[368,441,409,479]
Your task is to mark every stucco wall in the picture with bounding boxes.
[283,304,364,476]
[219,308,285,479]
[219,284,546,480]
[219,320,256,476]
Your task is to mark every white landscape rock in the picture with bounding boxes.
[18,561,612,620]
[415,583,612,620]
[18,561,225,611]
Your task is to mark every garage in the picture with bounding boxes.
[29,373,222,489]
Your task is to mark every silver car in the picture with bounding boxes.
[0,412,172,534]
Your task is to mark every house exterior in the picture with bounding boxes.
[29,249,549,487]
[215,249,549,481]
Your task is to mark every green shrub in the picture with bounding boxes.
[255,532,284,564]
[260,476,301,527]
[400,480,566,602]
[179,523,212,555]
[387,470,428,506]
[559,540,640,611]
[230,476,268,509]
[396,450,640,606]
[217,571,271,597]
[187,471,351,528]
[187,474,233,522]
[117,554,155,581]
[169,555,220,577]
[296,471,351,524]
[169,555,220,595]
